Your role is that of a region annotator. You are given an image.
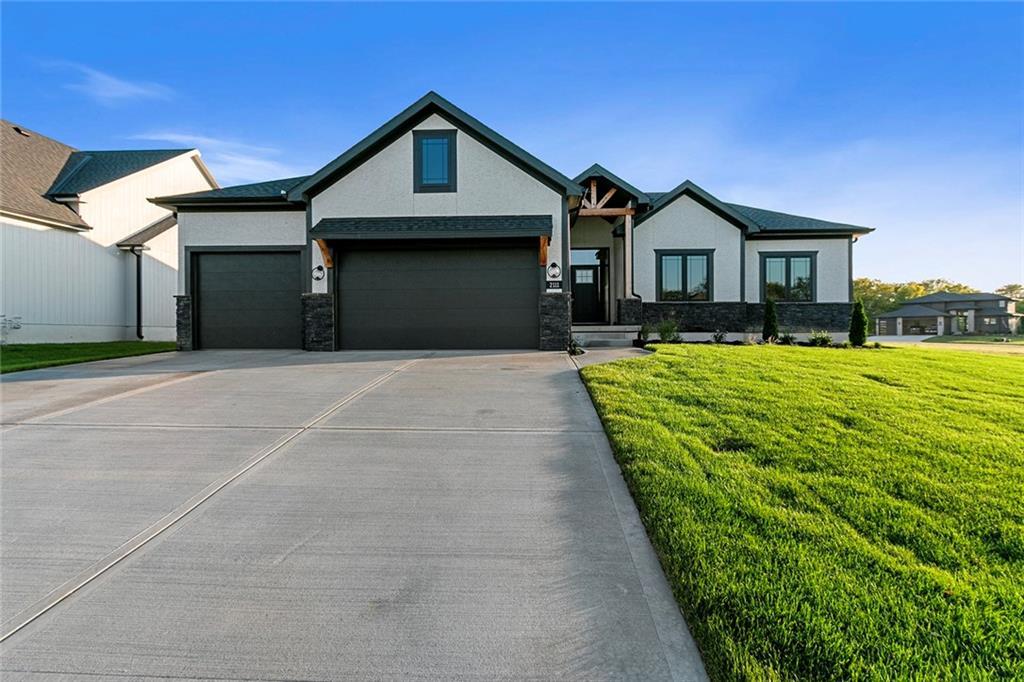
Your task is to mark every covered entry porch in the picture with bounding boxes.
[568,165,646,328]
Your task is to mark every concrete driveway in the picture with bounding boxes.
[0,350,705,680]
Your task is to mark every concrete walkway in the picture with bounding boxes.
[0,350,706,680]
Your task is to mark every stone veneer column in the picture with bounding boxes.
[616,298,642,325]
[539,292,572,350]
[174,295,192,351]
[301,293,335,351]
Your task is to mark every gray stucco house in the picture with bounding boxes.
[153,92,873,351]
[875,292,1020,336]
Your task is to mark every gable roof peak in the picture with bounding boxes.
[572,163,650,204]
[289,92,583,201]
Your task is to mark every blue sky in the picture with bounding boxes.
[3,2,1021,290]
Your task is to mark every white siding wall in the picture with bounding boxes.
[0,153,212,343]
[78,154,210,252]
[744,238,851,302]
[2,216,127,342]
[632,195,743,301]
[312,113,564,288]
[175,210,308,293]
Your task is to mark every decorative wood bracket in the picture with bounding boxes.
[539,236,549,266]
[578,207,635,217]
[315,238,334,269]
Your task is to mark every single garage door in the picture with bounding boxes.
[337,242,539,349]
[192,251,302,349]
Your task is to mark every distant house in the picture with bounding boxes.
[1,120,217,343]
[875,292,1021,336]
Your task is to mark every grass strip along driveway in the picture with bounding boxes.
[581,345,1023,680]
[0,341,175,374]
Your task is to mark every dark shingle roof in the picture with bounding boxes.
[0,120,87,227]
[311,214,552,240]
[725,202,873,234]
[906,291,1008,304]
[573,164,650,204]
[152,176,308,207]
[640,187,873,235]
[47,149,191,196]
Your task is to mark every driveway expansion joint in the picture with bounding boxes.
[0,356,425,644]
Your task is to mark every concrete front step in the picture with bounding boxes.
[572,325,641,347]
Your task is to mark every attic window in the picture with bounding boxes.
[12,126,31,137]
[413,130,457,193]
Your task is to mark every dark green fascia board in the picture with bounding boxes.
[148,195,306,211]
[747,230,871,240]
[572,163,651,205]
[634,179,757,233]
[288,91,585,201]
[309,229,550,241]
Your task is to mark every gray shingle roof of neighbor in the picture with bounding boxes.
[0,120,88,228]
[290,91,585,201]
[875,304,947,318]
[152,176,308,206]
[116,214,178,248]
[906,291,1010,304]
[47,149,192,196]
[311,215,552,240]
[573,164,651,204]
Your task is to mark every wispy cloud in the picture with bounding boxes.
[56,62,174,106]
[130,131,305,185]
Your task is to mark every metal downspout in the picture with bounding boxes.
[132,247,144,339]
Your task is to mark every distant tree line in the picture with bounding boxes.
[853,279,1023,320]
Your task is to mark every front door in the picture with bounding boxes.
[572,265,602,323]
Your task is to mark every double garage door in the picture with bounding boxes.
[190,243,540,350]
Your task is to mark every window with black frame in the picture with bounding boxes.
[657,251,712,301]
[413,130,456,193]
[761,253,815,302]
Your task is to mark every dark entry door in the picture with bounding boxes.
[572,265,602,323]
[336,242,540,350]
[192,251,302,349]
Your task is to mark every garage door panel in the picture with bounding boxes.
[338,244,539,350]
[341,288,538,311]
[195,252,301,349]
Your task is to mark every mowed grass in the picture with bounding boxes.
[923,335,1024,345]
[581,345,1024,680]
[0,341,175,373]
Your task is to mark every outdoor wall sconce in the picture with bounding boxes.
[312,265,326,281]
[547,262,561,279]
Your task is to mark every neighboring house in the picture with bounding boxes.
[153,92,872,352]
[0,120,217,343]
[875,292,1021,336]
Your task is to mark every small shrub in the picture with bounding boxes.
[808,329,833,347]
[762,299,779,342]
[657,319,680,343]
[712,330,728,344]
[778,333,797,346]
[567,336,585,355]
[872,341,882,349]
[638,323,653,342]
[849,299,869,346]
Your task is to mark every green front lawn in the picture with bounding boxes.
[0,341,176,373]
[581,345,1023,680]
[923,334,1024,345]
